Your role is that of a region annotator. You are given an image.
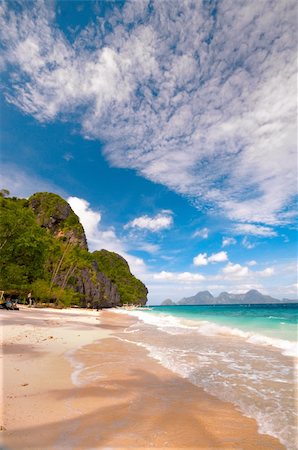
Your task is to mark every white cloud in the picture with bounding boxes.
[193,253,208,266]
[153,271,174,281]
[247,260,257,266]
[1,0,297,226]
[222,237,236,247]
[258,267,275,277]
[68,196,101,240]
[208,251,228,263]
[193,251,228,266]
[222,263,249,278]
[233,224,277,237]
[177,272,205,282]
[153,271,205,282]
[193,228,209,239]
[218,262,275,281]
[125,212,173,232]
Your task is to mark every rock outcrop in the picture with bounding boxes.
[70,265,121,308]
[93,250,148,306]
[29,192,88,249]
[2,191,148,307]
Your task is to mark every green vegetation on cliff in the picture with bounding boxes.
[0,190,148,307]
[93,250,148,305]
[0,194,49,289]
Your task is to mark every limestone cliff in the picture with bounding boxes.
[29,192,88,249]
[28,192,148,307]
[93,250,148,306]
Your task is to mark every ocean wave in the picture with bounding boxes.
[122,310,298,358]
[116,335,296,449]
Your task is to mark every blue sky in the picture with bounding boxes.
[0,0,297,303]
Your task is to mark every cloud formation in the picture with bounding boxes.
[193,251,228,266]
[124,212,173,232]
[208,251,228,263]
[233,224,277,237]
[222,237,236,247]
[193,228,209,239]
[153,271,205,282]
[0,0,297,225]
[220,262,274,280]
[222,262,249,278]
[193,253,208,266]
[242,236,256,249]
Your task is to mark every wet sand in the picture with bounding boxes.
[1,307,284,449]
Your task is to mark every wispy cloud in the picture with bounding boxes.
[124,212,173,232]
[233,223,277,237]
[0,163,65,199]
[222,237,236,247]
[242,236,256,249]
[0,0,297,225]
[134,242,160,254]
[63,152,74,161]
[193,228,209,239]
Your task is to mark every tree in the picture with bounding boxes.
[0,197,50,289]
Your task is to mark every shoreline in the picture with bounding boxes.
[1,306,285,449]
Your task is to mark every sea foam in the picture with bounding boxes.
[115,309,297,449]
[123,309,298,358]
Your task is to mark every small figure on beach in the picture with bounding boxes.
[27,292,32,307]
[1,298,13,310]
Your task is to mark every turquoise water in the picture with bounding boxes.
[148,303,298,341]
[116,303,298,449]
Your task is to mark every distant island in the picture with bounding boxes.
[161,290,297,306]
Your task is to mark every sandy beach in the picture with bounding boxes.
[1,307,284,449]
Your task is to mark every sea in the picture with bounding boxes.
[116,303,298,450]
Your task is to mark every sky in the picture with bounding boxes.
[0,0,297,304]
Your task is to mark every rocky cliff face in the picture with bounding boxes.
[93,250,148,306]
[29,192,88,250]
[68,264,121,308]
[28,192,147,307]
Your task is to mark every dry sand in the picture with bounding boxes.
[0,306,284,449]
